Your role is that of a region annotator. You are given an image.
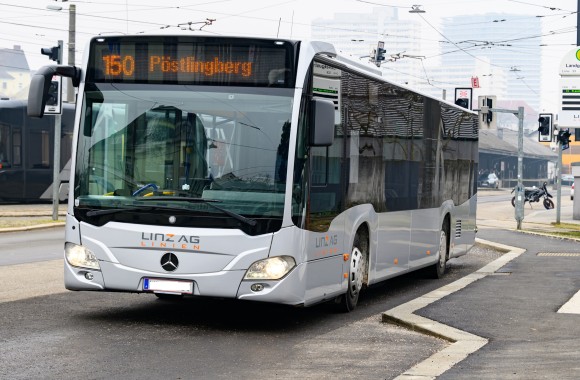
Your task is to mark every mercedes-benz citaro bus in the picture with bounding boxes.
[28,35,478,311]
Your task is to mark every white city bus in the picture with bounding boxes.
[28,35,478,311]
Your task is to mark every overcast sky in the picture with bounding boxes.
[1,0,578,111]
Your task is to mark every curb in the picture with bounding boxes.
[0,222,65,233]
[382,238,526,379]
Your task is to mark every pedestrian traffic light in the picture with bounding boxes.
[40,40,63,63]
[537,113,553,142]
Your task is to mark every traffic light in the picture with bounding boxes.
[478,95,497,129]
[485,97,493,124]
[455,98,469,109]
[373,41,386,67]
[40,40,63,63]
[557,128,571,150]
[454,88,472,110]
[537,113,553,142]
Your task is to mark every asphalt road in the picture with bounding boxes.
[1,192,578,379]
[0,232,502,379]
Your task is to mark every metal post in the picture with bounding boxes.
[52,114,61,220]
[67,4,76,103]
[515,106,525,230]
[52,40,63,221]
[556,142,563,224]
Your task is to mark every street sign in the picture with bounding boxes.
[559,77,580,127]
[558,48,580,127]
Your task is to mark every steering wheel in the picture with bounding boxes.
[132,183,159,196]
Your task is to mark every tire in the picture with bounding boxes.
[543,198,554,210]
[428,222,449,279]
[339,233,368,312]
[511,196,516,207]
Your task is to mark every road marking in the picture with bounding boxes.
[558,290,580,314]
[383,238,526,379]
[0,260,66,303]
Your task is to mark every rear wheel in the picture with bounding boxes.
[428,221,449,279]
[339,233,368,312]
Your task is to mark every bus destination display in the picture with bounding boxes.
[88,37,294,87]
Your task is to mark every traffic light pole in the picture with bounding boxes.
[52,41,63,221]
[556,140,563,224]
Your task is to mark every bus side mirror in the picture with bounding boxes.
[28,65,81,118]
[309,98,335,146]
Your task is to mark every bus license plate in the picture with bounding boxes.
[143,278,193,294]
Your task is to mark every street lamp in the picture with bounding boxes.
[46,3,76,103]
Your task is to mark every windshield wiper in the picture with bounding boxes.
[130,196,258,227]
[85,204,190,217]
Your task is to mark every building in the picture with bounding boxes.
[0,45,31,100]
[425,13,542,115]
[311,8,424,87]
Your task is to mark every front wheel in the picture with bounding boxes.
[543,198,554,210]
[339,234,367,312]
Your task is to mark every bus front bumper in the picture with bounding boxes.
[64,260,306,306]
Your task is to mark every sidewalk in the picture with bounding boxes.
[0,203,66,232]
[477,187,580,235]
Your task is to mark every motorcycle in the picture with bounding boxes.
[511,182,554,210]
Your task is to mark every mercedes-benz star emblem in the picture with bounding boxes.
[160,252,179,272]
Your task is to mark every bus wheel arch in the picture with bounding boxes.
[338,223,370,312]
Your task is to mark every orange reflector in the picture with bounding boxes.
[343,253,350,261]
[344,273,348,278]
[426,250,431,255]
[394,258,398,265]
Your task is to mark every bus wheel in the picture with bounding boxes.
[429,222,449,279]
[340,234,367,312]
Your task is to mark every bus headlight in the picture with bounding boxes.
[244,256,296,280]
[65,243,100,270]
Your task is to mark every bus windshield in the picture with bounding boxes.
[74,83,293,230]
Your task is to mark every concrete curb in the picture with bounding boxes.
[0,222,65,233]
[382,238,526,380]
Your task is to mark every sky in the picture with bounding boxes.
[0,0,578,111]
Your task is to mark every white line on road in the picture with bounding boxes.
[558,290,580,314]
[383,238,526,380]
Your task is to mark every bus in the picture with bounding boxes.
[28,35,478,311]
[0,100,74,202]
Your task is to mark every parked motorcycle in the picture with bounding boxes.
[511,182,554,210]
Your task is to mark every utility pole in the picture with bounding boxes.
[67,4,76,103]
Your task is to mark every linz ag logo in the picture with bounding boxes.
[141,233,201,251]
[315,234,339,256]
